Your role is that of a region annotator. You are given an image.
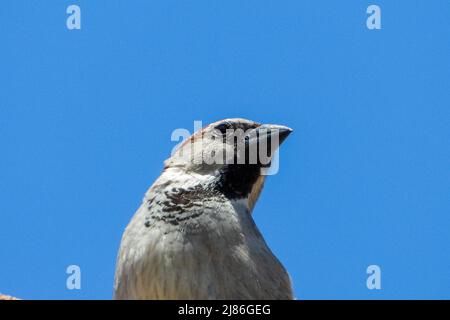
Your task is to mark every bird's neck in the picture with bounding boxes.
[157,165,261,203]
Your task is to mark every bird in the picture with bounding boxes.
[114,118,294,299]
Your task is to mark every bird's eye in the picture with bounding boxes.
[215,122,233,135]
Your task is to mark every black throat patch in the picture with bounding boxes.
[215,164,261,200]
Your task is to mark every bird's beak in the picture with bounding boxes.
[242,124,292,168]
[261,124,293,145]
[246,124,293,149]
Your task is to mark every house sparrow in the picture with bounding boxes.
[114,118,293,299]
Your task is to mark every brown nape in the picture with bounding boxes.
[178,127,205,149]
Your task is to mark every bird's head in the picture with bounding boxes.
[164,118,292,208]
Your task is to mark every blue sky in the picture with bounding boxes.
[0,1,448,299]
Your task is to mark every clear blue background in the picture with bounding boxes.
[0,1,448,299]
